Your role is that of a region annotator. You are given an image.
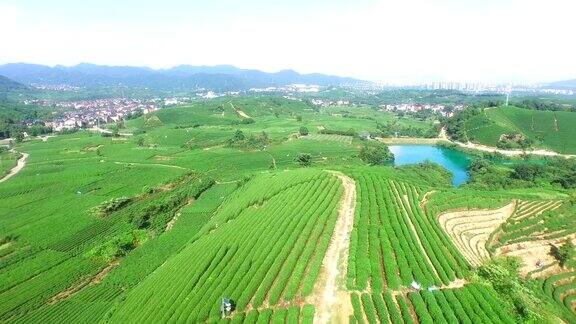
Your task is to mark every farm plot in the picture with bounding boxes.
[437,202,516,267]
[434,195,569,274]
[486,200,576,276]
[0,173,213,322]
[10,182,239,324]
[490,200,568,248]
[228,304,315,324]
[110,169,343,323]
[496,235,576,277]
[300,133,353,144]
[347,171,469,293]
[542,271,576,319]
[350,284,515,324]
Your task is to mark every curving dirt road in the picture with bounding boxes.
[0,151,29,183]
[439,127,575,158]
[311,171,356,323]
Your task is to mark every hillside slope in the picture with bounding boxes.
[463,106,576,154]
[0,75,28,101]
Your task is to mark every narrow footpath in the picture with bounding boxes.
[310,171,357,323]
[0,151,29,183]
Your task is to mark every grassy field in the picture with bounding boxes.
[464,106,576,154]
[1,96,575,323]
[0,149,19,177]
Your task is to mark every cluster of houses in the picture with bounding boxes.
[30,83,81,92]
[310,99,351,107]
[380,103,466,117]
[25,98,158,132]
[249,84,321,94]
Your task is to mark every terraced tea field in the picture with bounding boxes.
[438,202,516,266]
[300,133,353,144]
[351,284,515,324]
[1,97,575,323]
[542,272,576,318]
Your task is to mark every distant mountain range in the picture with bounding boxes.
[0,63,368,91]
[545,79,576,89]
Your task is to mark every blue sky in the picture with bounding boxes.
[0,0,575,83]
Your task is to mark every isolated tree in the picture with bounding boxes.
[297,153,312,166]
[559,174,576,189]
[233,130,245,141]
[14,132,24,143]
[136,137,145,147]
[296,115,303,122]
[551,240,575,267]
[569,193,576,206]
[258,131,270,146]
[359,142,394,165]
[299,126,309,136]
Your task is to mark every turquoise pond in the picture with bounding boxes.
[389,145,472,186]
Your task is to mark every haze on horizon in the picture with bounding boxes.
[0,0,575,84]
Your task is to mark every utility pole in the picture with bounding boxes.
[505,83,511,107]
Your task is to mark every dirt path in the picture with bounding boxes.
[553,112,559,132]
[420,190,436,209]
[229,102,252,119]
[380,127,573,157]
[378,137,444,145]
[440,127,575,158]
[112,161,190,170]
[310,171,356,324]
[0,151,29,183]
[48,259,120,305]
[165,198,196,231]
[38,135,56,142]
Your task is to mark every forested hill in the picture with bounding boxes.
[0,63,369,91]
[0,75,28,101]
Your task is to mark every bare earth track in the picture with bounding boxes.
[0,151,29,183]
[438,127,575,158]
[229,102,252,119]
[309,171,356,323]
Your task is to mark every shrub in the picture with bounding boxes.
[301,305,315,324]
[297,153,312,166]
[92,197,133,217]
